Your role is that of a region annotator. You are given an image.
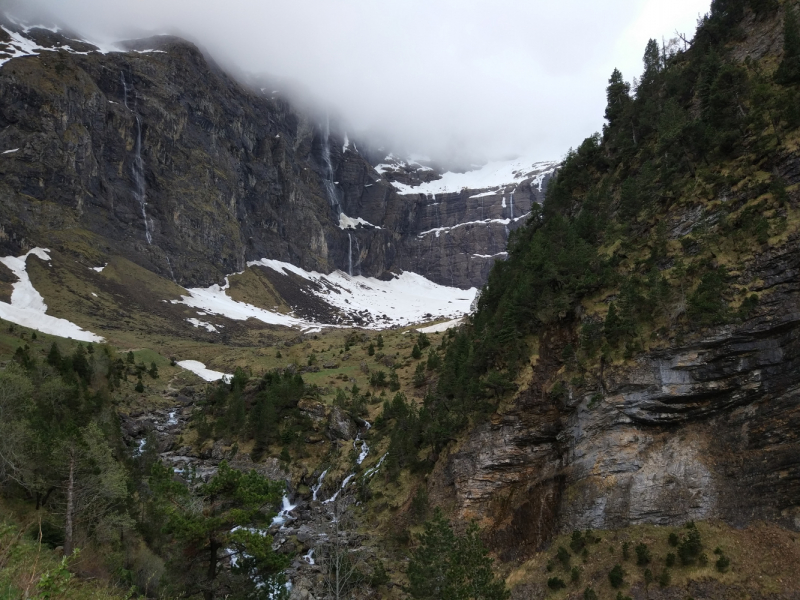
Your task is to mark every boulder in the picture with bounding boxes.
[327,405,356,440]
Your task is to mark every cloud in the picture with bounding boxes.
[6,0,710,164]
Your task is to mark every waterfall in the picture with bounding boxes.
[165,256,176,283]
[510,192,514,219]
[321,116,341,216]
[348,233,352,277]
[121,72,153,245]
[354,236,361,276]
[311,470,327,501]
[271,494,298,527]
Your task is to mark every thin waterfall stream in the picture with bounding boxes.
[121,72,153,245]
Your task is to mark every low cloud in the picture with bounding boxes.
[6,0,710,165]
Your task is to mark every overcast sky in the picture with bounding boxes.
[7,0,711,165]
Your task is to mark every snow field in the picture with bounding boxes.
[0,248,104,342]
[388,156,557,195]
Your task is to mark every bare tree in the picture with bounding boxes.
[317,493,368,599]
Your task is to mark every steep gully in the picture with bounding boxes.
[121,384,384,595]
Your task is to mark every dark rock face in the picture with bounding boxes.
[0,26,553,290]
[431,240,800,562]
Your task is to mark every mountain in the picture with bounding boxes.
[0,18,553,298]
[2,3,800,600]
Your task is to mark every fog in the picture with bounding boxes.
[5,0,710,166]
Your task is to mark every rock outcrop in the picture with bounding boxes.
[430,237,800,561]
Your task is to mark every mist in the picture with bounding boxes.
[5,0,710,166]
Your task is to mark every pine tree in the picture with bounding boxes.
[406,509,509,600]
[605,69,631,126]
[641,39,662,87]
[152,461,288,600]
[777,6,800,84]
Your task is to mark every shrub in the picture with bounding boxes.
[668,532,679,547]
[412,344,422,359]
[665,552,676,567]
[635,542,651,566]
[570,530,586,553]
[658,569,671,587]
[622,541,630,560]
[570,566,580,583]
[556,546,571,569]
[608,564,625,588]
[368,343,375,356]
[547,577,566,590]
[583,587,598,600]
[716,554,730,572]
[135,380,144,393]
[413,363,427,388]
[678,523,702,565]
[643,568,653,588]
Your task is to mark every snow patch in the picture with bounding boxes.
[0,248,104,342]
[339,213,381,230]
[176,360,232,383]
[175,278,309,329]
[187,318,218,332]
[469,190,498,199]
[2,148,19,155]
[416,318,464,334]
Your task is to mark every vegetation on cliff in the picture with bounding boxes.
[427,0,800,441]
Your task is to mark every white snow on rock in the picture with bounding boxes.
[0,248,104,342]
[416,318,464,334]
[2,148,19,155]
[174,277,309,329]
[186,318,218,332]
[417,216,529,238]
[389,157,557,195]
[249,259,477,329]
[176,360,232,383]
[338,212,381,230]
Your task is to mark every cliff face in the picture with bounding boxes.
[0,23,553,290]
[430,234,800,562]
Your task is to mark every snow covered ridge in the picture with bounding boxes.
[0,248,104,342]
[0,21,167,68]
[388,157,558,196]
[174,259,477,331]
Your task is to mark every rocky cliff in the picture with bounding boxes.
[0,20,553,291]
[433,237,800,562]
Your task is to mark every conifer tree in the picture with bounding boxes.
[777,6,800,84]
[406,509,509,600]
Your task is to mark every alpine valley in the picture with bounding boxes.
[0,1,800,600]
